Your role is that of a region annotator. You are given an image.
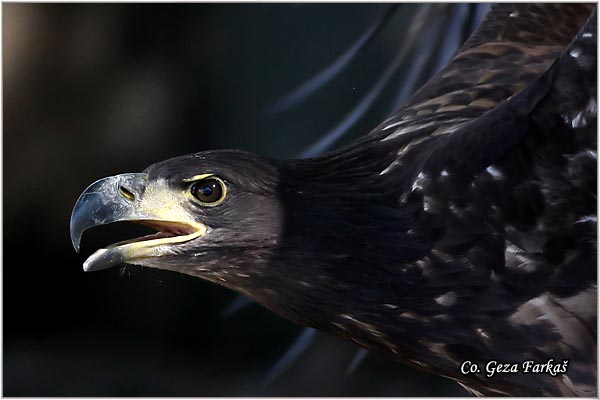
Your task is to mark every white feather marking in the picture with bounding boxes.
[411,171,427,191]
[382,120,438,141]
[422,195,432,211]
[341,314,383,337]
[505,242,526,257]
[435,291,457,306]
[576,215,597,224]
[486,165,503,179]
[379,160,401,175]
[570,47,582,58]
[571,111,587,128]
[586,97,597,114]
[399,311,428,322]
[426,341,449,358]
[340,314,358,322]
[440,169,449,177]
[582,32,593,38]
[409,358,427,368]
[475,327,490,340]
[505,242,535,271]
[490,270,500,282]
[449,203,460,214]
[509,11,519,17]
[382,120,404,131]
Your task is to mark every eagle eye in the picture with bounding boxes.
[189,177,226,206]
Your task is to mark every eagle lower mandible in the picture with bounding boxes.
[70,4,597,396]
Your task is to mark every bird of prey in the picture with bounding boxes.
[71,4,597,396]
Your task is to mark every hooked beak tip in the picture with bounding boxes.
[71,236,81,254]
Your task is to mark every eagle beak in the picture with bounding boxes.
[70,173,207,272]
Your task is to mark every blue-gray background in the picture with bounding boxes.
[4,3,487,396]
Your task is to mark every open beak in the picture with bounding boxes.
[70,173,206,272]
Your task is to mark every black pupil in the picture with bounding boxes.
[193,179,222,203]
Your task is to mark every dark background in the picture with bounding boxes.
[4,3,487,396]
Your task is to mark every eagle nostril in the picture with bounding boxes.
[118,185,135,201]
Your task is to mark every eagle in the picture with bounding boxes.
[70,4,597,396]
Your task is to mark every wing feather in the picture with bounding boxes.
[371,4,595,140]
[399,9,597,396]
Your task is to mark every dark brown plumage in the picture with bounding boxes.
[71,4,597,396]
